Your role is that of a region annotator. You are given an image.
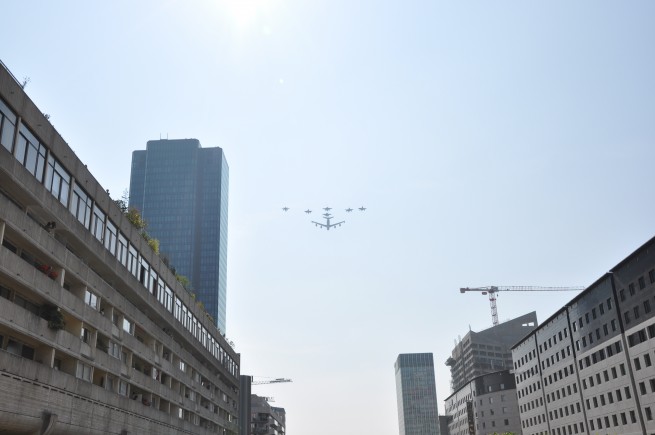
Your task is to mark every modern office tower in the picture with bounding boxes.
[446,311,538,392]
[0,62,240,434]
[395,353,441,435]
[129,138,229,332]
[512,235,655,435]
[249,395,286,435]
[444,370,521,435]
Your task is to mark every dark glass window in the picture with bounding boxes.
[44,155,71,206]
[0,98,17,152]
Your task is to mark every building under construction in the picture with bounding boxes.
[446,312,538,392]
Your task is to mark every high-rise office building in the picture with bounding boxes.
[130,139,229,331]
[395,353,441,435]
[446,311,538,392]
[0,61,239,434]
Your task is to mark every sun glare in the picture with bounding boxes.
[222,0,274,32]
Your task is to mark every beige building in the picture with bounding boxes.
[0,61,240,433]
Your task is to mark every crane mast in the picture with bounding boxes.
[460,285,584,326]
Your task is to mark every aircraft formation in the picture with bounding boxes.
[281,205,366,231]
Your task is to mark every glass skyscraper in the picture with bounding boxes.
[129,139,229,332]
[395,353,441,435]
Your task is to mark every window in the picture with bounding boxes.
[629,283,635,295]
[69,183,92,228]
[118,380,128,396]
[117,233,128,267]
[6,339,35,360]
[91,205,105,242]
[127,244,138,277]
[645,354,652,367]
[620,289,626,301]
[638,276,645,289]
[76,362,92,381]
[15,125,47,182]
[122,318,134,335]
[108,341,121,359]
[81,327,91,343]
[634,358,641,371]
[645,300,652,314]
[0,98,17,151]
[84,290,98,309]
[104,220,118,255]
[624,311,631,324]
[44,154,71,206]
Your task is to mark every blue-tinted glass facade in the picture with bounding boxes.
[395,353,441,435]
[129,139,229,332]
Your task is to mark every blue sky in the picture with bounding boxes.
[2,1,655,433]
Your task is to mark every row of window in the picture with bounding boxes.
[571,297,613,334]
[575,319,618,352]
[578,339,622,371]
[624,296,654,325]
[628,323,655,347]
[588,409,638,431]
[0,97,237,378]
[619,270,654,302]
[548,400,582,423]
[546,378,578,404]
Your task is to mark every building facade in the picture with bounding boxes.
[250,395,286,435]
[444,370,521,435]
[130,138,229,332]
[446,312,538,392]
[0,61,240,434]
[395,353,441,435]
[512,236,655,435]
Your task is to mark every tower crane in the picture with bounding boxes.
[250,377,292,385]
[460,286,585,326]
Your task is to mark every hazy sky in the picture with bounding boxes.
[2,1,655,434]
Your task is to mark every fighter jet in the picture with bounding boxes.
[358,206,366,211]
[345,208,353,212]
[304,209,312,214]
[282,207,289,212]
[323,207,332,212]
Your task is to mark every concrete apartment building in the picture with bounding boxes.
[0,61,240,433]
[395,353,441,435]
[446,312,538,392]
[444,370,521,435]
[512,236,655,435]
[250,395,286,435]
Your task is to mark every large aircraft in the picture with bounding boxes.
[282,207,289,212]
[345,208,353,212]
[323,207,332,212]
[304,209,312,214]
[358,206,366,211]
[312,212,344,231]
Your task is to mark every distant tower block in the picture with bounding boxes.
[395,353,440,435]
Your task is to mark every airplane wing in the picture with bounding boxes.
[311,221,328,228]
